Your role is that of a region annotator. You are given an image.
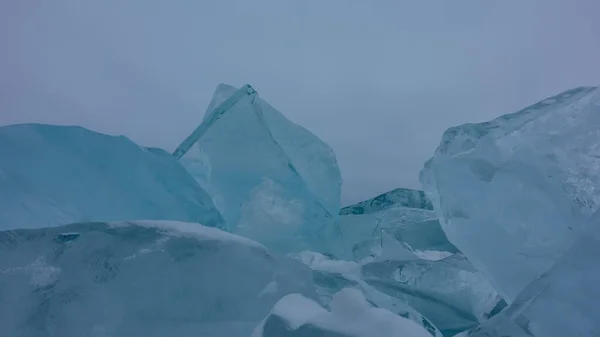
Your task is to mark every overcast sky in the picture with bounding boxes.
[2,0,600,205]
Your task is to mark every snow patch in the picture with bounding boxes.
[110,220,265,249]
[412,250,454,261]
[123,236,170,261]
[291,251,361,275]
[251,293,326,337]
[1,257,61,287]
[253,289,432,337]
[259,281,279,297]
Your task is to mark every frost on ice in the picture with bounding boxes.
[0,221,317,337]
[420,86,600,302]
[174,84,342,252]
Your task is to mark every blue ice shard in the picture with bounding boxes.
[420,86,600,302]
[465,210,600,337]
[361,254,504,335]
[338,188,458,261]
[291,251,443,336]
[174,84,342,252]
[293,251,502,336]
[340,188,434,216]
[0,220,318,337]
[0,124,222,230]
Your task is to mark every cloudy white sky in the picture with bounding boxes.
[2,0,600,205]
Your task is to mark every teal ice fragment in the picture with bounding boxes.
[465,209,600,337]
[338,188,457,261]
[340,188,433,215]
[0,124,222,230]
[175,84,342,253]
[420,86,600,302]
[361,254,504,336]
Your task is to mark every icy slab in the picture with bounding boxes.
[292,250,502,336]
[175,84,342,252]
[466,210,600,337]
[0,220,317,337]
[340,188,433,215]
[0,124,223,230]
[362,255,504,336]
[253,288,433,337]
[338,189,457,261]
[420,86,600,301]
[292,251,442,337]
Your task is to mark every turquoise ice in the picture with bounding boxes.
[465,209,600,337]
[0,220,318,337]
[0,124,222,230]
[420,86,600,302]
[362,254,504,335]
[339,188,458,261]
[340,188,433,216]
[6,81,599,336]
[292,250,501,336]
[290,251,443,336]
[175,84,342,252]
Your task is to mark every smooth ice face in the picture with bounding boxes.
[175,84,342,252]
[292,250,502,336]
[338,188,457,261]
[253,288,433,337]
[0,124,222,230]
[361,255,504,336]
[0,220,318,337]
[420,86,600,301]
[291,251,443,337]
[466,210,600,337]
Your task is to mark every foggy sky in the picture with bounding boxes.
[2,0,599,205]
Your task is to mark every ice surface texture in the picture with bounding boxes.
[175,84,342,252]
[465,209,600,337]
[420,86,600,301]
[253,288,433,337]
[293,251,501,336]
[0,124,222,230]
[0,220,317,337]
[292,251,442,336]
[362,255,503,336]
[338,188,457,261]
[340,188,433,215]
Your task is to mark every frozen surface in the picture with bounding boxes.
[253,288,433,337]
[292,250,501,336]
[175,84,342,252]
[292,251,442,337]
[340,188,433,215]
[339,189,457,261]
[0,220,317,337]
[362,255,504,336]
[420,86,600,301]
[466,210,600,337]
[0,124,222,230]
